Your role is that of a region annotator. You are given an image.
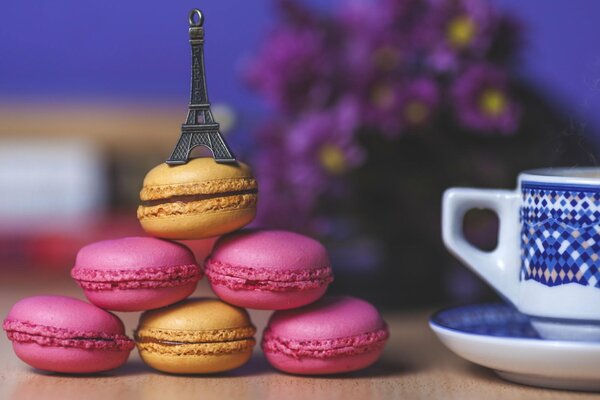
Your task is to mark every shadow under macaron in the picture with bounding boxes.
[264,357,417,380]
[23,358,149,379]
[131,352,272,378]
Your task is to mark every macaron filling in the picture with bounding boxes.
[3,319,135,352]
[71,264,202,291]
[135,326,256,356]
[138,177,258,219]
[137,193,258,219]
[262,326,389,359]
[205,260,334,292]
[140,177,258,201]
[140,189,258,208]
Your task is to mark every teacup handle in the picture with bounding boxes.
[442,188,521,303]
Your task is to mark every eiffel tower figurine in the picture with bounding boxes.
[167,9,236,165]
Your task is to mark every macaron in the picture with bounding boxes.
[137,157,258,240]
[3,295,134,374]
[135,298,256,374]
[205,230,334,310]
[262,296,389,375]
[72,237,201,312]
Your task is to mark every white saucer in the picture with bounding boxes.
[429,303,600,391]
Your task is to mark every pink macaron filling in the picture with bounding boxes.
[72,264,201,291]
[205,260,332,292]
[3,319,134,352]
[262,325,389,359]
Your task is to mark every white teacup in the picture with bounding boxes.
[443,167,600,340]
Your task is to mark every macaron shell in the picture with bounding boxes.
[140,158,255,193]
[138,206,256,240]
[13,343,130,374]
[138,346,253,374]
[83,283,198,312]
[74,237,197,270]
[209,230,329,271]
[266,296,385,340]
[6,296,125,335]
[137,298,252,331]
[264,348,384,375]
[211,284,327,310]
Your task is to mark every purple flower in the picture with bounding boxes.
[420,0,503,71]
[400,78,441,127]
[365,77,441,136]
[244,25,334,113]
[286,98,365,190]
[451,64,521,134]
[337,0,420,94]
[253,98,365,232]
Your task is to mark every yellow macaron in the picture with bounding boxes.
[135,298,256,374]
[137,157,258,239]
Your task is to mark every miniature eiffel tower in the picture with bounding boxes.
[167,9,236,165]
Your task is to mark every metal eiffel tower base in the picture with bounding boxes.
[167,125,236,165]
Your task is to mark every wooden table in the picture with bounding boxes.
[0,272,598,400]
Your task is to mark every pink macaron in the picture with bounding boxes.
[3,295,134,374]
[205,230,333,310]
[72,237,201,312]
[262,296,389,375]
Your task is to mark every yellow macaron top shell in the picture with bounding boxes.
[137,298,254,335]
[140,157,257,201]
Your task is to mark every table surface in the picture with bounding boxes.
[1,273,599,400]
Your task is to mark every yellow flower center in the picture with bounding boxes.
[319,144,347,175]
[479,89,507,117]
[372,46,401,71]
[371,84,396,109]
[404,101,429,125]
[447,15,477,49]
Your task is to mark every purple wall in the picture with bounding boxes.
[494,0,600,132]
[1,0,599,131]
[0,1,271,114]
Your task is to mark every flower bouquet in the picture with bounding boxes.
[245,0,592,306]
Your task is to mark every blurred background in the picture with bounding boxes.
[1,0,599,309]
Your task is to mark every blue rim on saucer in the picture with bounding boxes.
[430,303,540,339]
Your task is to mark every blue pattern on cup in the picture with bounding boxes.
[521,182,600,288]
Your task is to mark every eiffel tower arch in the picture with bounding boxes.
[167,9,236,165]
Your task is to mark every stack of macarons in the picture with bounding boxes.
[3,157,388,376]
[204,229,389,374]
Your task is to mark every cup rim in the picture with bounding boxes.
[519,167,600,186]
